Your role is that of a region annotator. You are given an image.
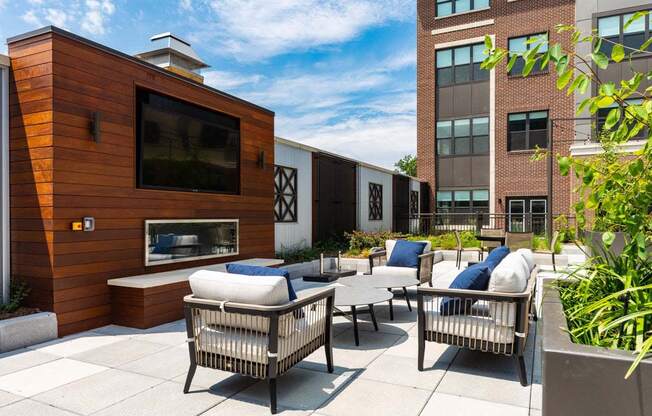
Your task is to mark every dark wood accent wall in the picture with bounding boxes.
[312,153,357,243]
[8,30,275,336]
[110,282,191,329]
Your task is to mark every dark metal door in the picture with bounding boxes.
[393,175,410,233]
[313,154,357,242]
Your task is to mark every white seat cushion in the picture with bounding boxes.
[371,265,418,279]
[517,248,535,272]
[431,268,460,289]
[425,309,514,344]
[189,270,290,306]
[196,308,326,363]
[487,252,529,326]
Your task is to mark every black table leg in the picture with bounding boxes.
[368,304,379,331]
[351,305,359,346]
[403,287,412,312]
[388,295,394,321]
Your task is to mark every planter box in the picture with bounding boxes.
[0,312,58,352]
[542,282,652,416]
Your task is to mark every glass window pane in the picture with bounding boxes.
[529,111,548,130]
[437,121,452,138]
[436,49,452,68]
[624,13,645,33]
[598,16,620,37]
[472,44,485,63]
[438,139,452,155]
[624,32,646,53]
[455,137,471,155]
[529,130,548,149]
[454,65,470,83]
[437,2,453,16]
[530,33,548,52]
[474,0,489,8]
[454,46,471,65]
[509,131,527,151]
[473,117,489,135]
[509,36,528,53]
[531,199,547,214]
[509,200,525,214]
[509,113,527,132]
[473,190,489,201]
[473,63,489,80]
[455,0,471,13]
[455,190,471,201]
[437,191,453,201]
[473,135,489,154]
[454,119,470,137]
[436,67,453,85]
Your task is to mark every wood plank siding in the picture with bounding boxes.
[8,28,275,336]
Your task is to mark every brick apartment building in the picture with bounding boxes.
[416,0,652,230]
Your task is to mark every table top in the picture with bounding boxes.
[338,275,420,289]
[334,286,393,307]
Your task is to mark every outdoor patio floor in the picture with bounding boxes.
[0,263,543,416]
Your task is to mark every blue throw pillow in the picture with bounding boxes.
[440,263,491,315]
[225,264,297,301]
[387,240,427,268]
[483,245,510,271]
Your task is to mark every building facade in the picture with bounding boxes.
[417,0,576,228]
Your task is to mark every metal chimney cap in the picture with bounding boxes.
[150,32,191,46]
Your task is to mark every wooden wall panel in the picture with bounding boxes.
[9,29,275,336]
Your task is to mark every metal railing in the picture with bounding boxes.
[409,212,575,237]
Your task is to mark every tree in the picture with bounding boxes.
[481,13,652,377]
[394,154,417,177]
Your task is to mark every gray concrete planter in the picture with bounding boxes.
[542,284,652,416]
[0,312,57,352]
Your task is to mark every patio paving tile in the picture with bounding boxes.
[385,335,458,362]
[28,332,126,357]
[0,358,107,397]
[70,338,170,367]
[132,321,188,346]
[359,354,447,390]
[0,399,79,416]
[317,377,431,416]
[93,380,225,416]
[171,366,257,396]
[119,344,189,379]
[530,382,542,410]
[90,324,147,337]
[33,368,162,415]
[0,389,23,407]
[436,368,531,408]
[0,348,59,377]
[234,367,354,411]
[422,393,529,416]
[201,398,311,415]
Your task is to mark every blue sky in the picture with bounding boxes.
[0,0,417,169]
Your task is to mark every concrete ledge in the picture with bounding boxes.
[0,312,57,353]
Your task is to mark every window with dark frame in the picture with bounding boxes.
[369,183,383,221]
[508,33,548,75]
[436,43,489,86]
[274,165,298,223]
[437,116,489,156]
[436,189,489,213]
[598,12,650,58]
[596,99,647,141]
[508,111,548,151]
[410,191,419,216]
[436,0,490,18]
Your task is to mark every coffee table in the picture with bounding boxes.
[333,286,393,346]
[338,275,420,320]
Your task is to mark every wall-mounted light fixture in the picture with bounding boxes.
[90,112,102,143]
[257,150,266,169]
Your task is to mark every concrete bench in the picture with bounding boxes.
[107,258,284,329]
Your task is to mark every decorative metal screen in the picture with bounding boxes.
[410,190,419,216]
[274,165,298,223]
[369,183,383,221]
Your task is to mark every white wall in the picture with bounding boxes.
[274,142,313,253]
[357,166,393,232]
[0,59,9,303]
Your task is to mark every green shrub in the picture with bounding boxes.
[0,281,31,314]
[345,230,403,252]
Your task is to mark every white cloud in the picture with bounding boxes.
[203,70,263,91]
[45,8,69,28]
[180,0,192,11]
[22,10,42,27]
[0,0,7,10]
[194,0,413,60]
[81,0,115,35]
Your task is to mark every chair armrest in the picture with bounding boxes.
[368,250,387,273]
[184,286,336,316]
[417,286,530,303]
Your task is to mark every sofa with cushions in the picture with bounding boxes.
[183,266,334,414]
[416,247,537,386]
[368,239,442,286]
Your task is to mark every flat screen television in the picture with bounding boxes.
[136,89,240,194]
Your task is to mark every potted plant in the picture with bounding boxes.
[483,13,651,416]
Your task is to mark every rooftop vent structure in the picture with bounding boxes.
[135,33,209,83]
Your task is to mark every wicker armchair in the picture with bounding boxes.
[505,232,534,250]
[183,287,335,414]
[479,229,505,258]
[416,267,538,386]
[455,230,483,268]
